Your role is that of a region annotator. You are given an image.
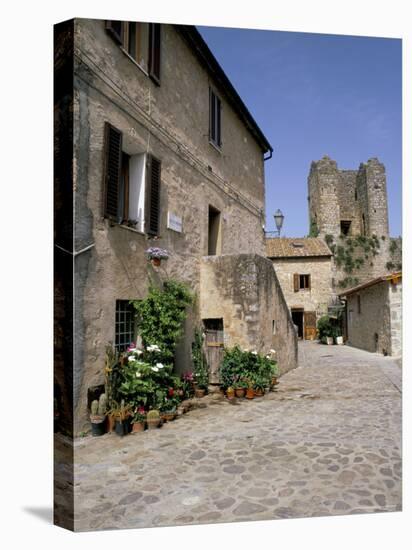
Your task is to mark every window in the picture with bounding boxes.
[357,295,361,314]
[340,220,352,236]
[103,122,161,235]
[115,300,136,351]
[293,273,311,292]
[124,22,149,72]
[208,205,221,255]
[209,88,222,148]
[105,21,161,84]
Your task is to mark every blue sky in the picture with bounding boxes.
[198,26,402,237]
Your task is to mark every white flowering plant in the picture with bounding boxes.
[109,342,185,411]
[145,247,169,260]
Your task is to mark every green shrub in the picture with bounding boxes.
[219,346,276,390]
[317,316,334,339]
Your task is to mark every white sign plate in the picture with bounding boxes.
[167,212,183,233]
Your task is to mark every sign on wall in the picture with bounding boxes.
[167,212,183,233]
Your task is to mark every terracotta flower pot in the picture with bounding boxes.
[254,388,264,397]
[235,388,246,398]
[246,388,255,399]
[151,257,161,267]
[163,412,176,422]
[132,421,145,433]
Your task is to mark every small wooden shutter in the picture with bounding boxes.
[145,155,161,235]
[148,23,161,85]
[216,95,221,146]
[105,20,123,45]
[103,123,122,220]
[307,274,311,290]
[293,273,299,292]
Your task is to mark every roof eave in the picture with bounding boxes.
[175,25,273,154]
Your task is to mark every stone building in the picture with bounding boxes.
[339,273,402,356]
[266,238,333,339]
[308,155,401,292]
[54,19,298,435]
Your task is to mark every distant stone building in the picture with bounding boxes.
[339,273,402,356]
[308,156,401,292]
[54,19,297,435]
[266,238,332,339]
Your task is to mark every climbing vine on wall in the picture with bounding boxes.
[325,233,384,289]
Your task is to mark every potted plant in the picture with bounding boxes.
[253,376,266,397]
[242,378,254,399]
[131,408,146,433]
[317,316,334,345]
[90,393,107,436]
[226,386,235,400]
[146,247,169,267]
[234,380,247,398]
[334,327,344,345]
[269,361,280,390]
[109,400,133,436]
[162,407,177,422]
[146,409,161,429]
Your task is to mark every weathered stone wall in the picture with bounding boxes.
[270,257,332,319]
[200,254,298,376]
[71,20,269,434]
[308,156,340,237]
[346,282,391,355]
[389,280,402,357]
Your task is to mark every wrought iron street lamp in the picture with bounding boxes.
[273,209,284,237]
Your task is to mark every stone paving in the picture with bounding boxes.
[55,341,402,531]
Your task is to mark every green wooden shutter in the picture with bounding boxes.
[145,155,161,235]
[148,23,161,85]
[103,123,122,220]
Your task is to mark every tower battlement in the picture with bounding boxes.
[308,156,389,240]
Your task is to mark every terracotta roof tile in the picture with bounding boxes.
[265,237,332,258]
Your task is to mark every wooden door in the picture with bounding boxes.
[304,311,317,340]
[204,329,224,384]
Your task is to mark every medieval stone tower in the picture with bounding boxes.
[308,156,401,291]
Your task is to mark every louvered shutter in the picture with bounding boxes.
[103,123,122,220]
[293,273,299,292]
[216,95,221,146]
[148,23,161,85]
[105,20,123,44]
[145,155,161,235]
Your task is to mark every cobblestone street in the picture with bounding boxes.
[58,341,402,531]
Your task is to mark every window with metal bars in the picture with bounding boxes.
[115,300,136,351]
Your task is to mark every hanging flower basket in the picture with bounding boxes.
[146,247,169,267]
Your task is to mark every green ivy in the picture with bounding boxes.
[309,218,319,237]
[131,280,194,363]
